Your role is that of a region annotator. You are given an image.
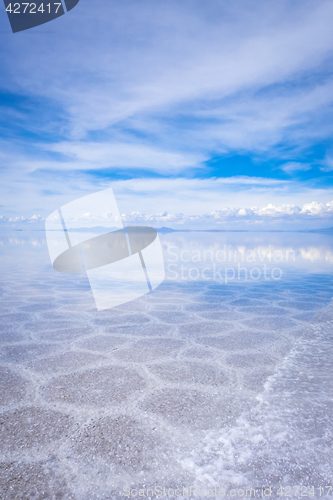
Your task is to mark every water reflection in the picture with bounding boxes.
[160,231,333,284]
[1,229,333,282]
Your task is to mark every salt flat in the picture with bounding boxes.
[0,231,332,499]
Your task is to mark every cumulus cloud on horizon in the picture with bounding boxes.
[2,201,333,230]
[121,200,333,227]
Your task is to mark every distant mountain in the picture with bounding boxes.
[156,227,178,233]
[308,227,333,233]
[157,226,333,233]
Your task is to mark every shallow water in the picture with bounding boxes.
[0,230,332,499]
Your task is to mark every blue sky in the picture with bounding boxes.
[1,0,333,229]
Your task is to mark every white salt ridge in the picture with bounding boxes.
[182,302,333,494]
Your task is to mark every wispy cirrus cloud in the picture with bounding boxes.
[2,0,333,147]
[43,141,206,173]
[320,157,333,172]
[280,162,312,174]
[1,0,333,226]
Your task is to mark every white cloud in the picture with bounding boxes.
[1,0,333,227]
[301,200,333,216]
[1,215,42,223]
[2,0,333,152]
[43,142,205,173]
[89,199,333,227]
[320,157,333,172]
[280,162,312,174]
[3,201,333,231]
[2,172,333,224]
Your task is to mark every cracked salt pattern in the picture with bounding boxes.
[0,231,333,499]
[183,306,333,496]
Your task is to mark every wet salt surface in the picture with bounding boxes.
[0,231,333,499]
